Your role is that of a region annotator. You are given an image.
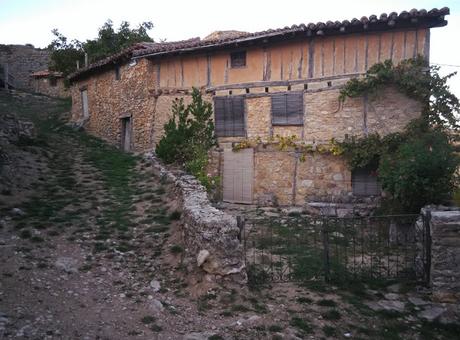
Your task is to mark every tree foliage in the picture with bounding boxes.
[155,88,217,190]
[47,20,154,77]
[339,57,460,213]
[83,20,153,63]
[48,29,85,78]
[378,127,458,213]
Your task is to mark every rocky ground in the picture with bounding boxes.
[0,90,459,339]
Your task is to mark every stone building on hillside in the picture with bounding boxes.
[30,70,69,98]
[0,44,50,90]
[68,7,449,208]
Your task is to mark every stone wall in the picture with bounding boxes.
[422,207,460,304]
[70,58,157,151]
[145,153,245,282]
[0,45,50,90]
[250,147,353,206]
[30,77,69,98]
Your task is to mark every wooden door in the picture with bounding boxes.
[81,90,89,118]
[223,148,253,204]
[121,117,131,152]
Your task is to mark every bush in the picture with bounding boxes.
[379,127,458,213]
[155,88,217,190]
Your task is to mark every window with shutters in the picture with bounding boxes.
[214,96,245,137]
[352,167,381,196]
[230,51,246,68]
[271,92,304,125]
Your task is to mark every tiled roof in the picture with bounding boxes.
[69,7,449,82]
[68,39,200,81]
[31,70,63,78]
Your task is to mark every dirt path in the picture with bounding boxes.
[0,91,458,340]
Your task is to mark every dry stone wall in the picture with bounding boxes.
[145,153,246,283]
[422,207,460,304]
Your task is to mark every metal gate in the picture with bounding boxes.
[243,213,431,284]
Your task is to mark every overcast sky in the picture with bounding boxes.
[0,0,459,97]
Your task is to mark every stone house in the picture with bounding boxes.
[68,8,449,207]
[30,70,69,98]
[0,44,50,90]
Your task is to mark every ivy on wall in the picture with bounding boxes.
[233,57,459,212]
[338,57,460,212]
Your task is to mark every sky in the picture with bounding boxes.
[0,0,459,97]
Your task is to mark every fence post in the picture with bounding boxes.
[236,215,246,268]
[322,218,331,282]
[424,210,432,286]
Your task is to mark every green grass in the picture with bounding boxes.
[322,325,337,337]
[317,299,337,307]
[289,316,313,334]
[296,296,313,304]
[170,245,183,254]
[141,315,156,324]
[322,309,341,320]
[268,325,283,332]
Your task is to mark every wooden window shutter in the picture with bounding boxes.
[232,96,245,136]
[286,93,303,124]
[352,168,381,196]
[214,96,245,137]
[271,92,303,125]
[214,97,226,137]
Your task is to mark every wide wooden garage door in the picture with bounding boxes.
[223,148,253,204]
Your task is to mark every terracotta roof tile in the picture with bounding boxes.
[31,70,63,77]
[69,7,449,81]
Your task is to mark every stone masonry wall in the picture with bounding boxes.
[145,153,245,283]
[0,45,50,90]
[70,58,157,151]
[252,147,352,206]
[30,77,69,98]
[423,207,460,304]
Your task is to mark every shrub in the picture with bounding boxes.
[379,127,458,213]
[339,57,460,213]
[155,88,217,190]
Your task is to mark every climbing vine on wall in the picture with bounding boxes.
[338,57,460,212]
[339,56,459,130]
[232,135,343,162]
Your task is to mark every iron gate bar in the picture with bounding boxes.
[242,213,430,284]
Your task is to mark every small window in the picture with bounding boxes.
[115,65,121,80]
[230,51,246,68]
[49,77,57,87]
[352,167,381,196]
[271,92,304,125]
[214,96,245,137]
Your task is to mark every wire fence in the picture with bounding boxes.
[243,213,431,285]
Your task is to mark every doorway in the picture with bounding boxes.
[121,117,131,152]
[223,148,253,204]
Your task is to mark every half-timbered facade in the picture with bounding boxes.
[69,8,449,207]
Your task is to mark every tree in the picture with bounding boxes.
[48,29,84,78]
[47,20,154,77]
[83,20,153,63]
